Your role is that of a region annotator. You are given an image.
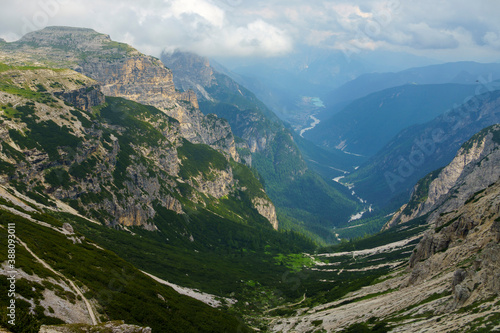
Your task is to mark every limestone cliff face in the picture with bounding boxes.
[78,52,237,160]
[386,124,500,229]
[0,26,238,160]
[252,197,279,230]
[79,57,177,103]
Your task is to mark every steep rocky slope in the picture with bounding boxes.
[0,26,237,160]
[0,64,278,230]
[267,126,500,332]
[387,124,500,228]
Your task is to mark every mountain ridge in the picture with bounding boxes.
[0,26,238,161]
[306,82,487,157]
[344,89,500,207]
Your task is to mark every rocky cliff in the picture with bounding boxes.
[0,65,277,229]
[386,124,500,229]
[0,26,237,160]
[161,50,282,155]
[390,124,500,323]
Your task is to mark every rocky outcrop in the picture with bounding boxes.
[386,124,500,229]
[188,168,234,200]
[54,84,104,111]
[252,197,279,230]
[408,180,500,308]
[394,125,500,309]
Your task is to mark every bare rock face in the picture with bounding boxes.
[161,50,216,92]
[386,124,500,229]
[62,223,74,234]
[79,57,177,105]
[1,26,238,160]
[54,84,104,111]
[408,179,500,308]
[252,197,279,230]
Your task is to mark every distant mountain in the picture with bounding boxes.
[322,61,500,118]
[305,83,482,157]
[162,50,362,242]
[215,48,371,128]
[216,48,437,128]
[344,89,500,207]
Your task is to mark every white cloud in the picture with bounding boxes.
[406,23,458,49]
[0,0,499,61]
[483,32,500,49]
[168,0,225,28]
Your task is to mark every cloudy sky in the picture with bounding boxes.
[1,0,499,62]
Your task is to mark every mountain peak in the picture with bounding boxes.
[18,26,138,55]
[162,49,215,89]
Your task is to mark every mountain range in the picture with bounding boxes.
[321,61,500,117]
[0,26,499,332]
[305,82,484,156]
[345,89,500,208]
